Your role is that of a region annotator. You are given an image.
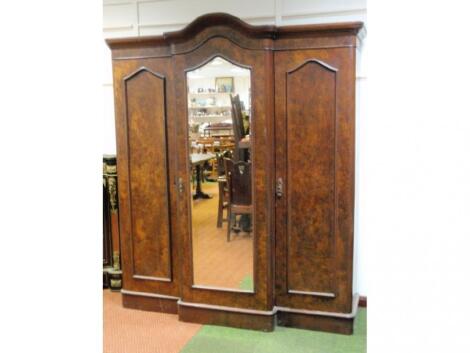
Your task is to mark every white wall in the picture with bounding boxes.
[102,0,368,296]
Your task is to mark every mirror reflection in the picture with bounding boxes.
[187,57,253,292]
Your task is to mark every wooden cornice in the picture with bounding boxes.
[106,12,364,49]
[163,13,277,41]
[276,21,364,38]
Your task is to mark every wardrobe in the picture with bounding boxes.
[106,13,363,334]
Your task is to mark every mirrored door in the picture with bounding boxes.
[186,56,254,292]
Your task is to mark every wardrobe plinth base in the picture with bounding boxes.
[122,292,178,314]
[119,291,359,334]
[178,302,275,332]
[277,311,354,335]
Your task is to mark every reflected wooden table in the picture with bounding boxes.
[190,153,216,200]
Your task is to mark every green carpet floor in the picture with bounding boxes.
[239,275,254,291]
[180,308,366,353]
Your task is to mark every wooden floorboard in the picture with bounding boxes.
[191,181,254,290]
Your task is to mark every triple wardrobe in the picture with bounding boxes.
[106,13,363,334]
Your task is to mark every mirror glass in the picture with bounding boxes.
[186,57,253,292]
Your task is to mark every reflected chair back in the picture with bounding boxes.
[230,94,246,161]
[224,158,252,206]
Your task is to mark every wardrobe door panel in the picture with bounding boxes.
[275,48,355,313]
[112,59,179,301]
[125,69,171,281]
[286,61,337,296]
[173,36,274,313]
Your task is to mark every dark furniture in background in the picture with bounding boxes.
[216,151,230,228]
[224,159,252,241]
[190,153,216,199]
[103,155,122,291]
[106,13,363,334]
[229,94,246,161]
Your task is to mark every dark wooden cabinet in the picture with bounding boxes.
[106,13,362,334]
[103,155,122,291]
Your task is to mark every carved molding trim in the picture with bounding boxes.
[110,43,357,61]
[123,66,166,82]
[287,58,338,74]
[121,289,179,301]
[282,9,367,22]
[177,292,359,319]
[288,290,336,298]
[174,34,272,55]
[178,299,277,316]
[276,293,359,319]
[133,275,171,282]
[191,284,253,294]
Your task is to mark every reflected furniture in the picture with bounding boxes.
[216,175,228,228]
[216,151,230,228]
[203,123,233,137]
[190,153,216,199]
[230,94,246,161]
[225,159,253,241]
[106,13,363,334]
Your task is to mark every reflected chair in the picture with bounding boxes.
[229,94,246,161]
[216,150,231,228]
[224,158,252,241]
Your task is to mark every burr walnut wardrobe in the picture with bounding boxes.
[106,13,363,334]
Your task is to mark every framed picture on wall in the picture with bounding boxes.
[215,77,234,93]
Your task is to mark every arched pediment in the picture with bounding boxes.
[163,13,277,42]
[105,13,363,58]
